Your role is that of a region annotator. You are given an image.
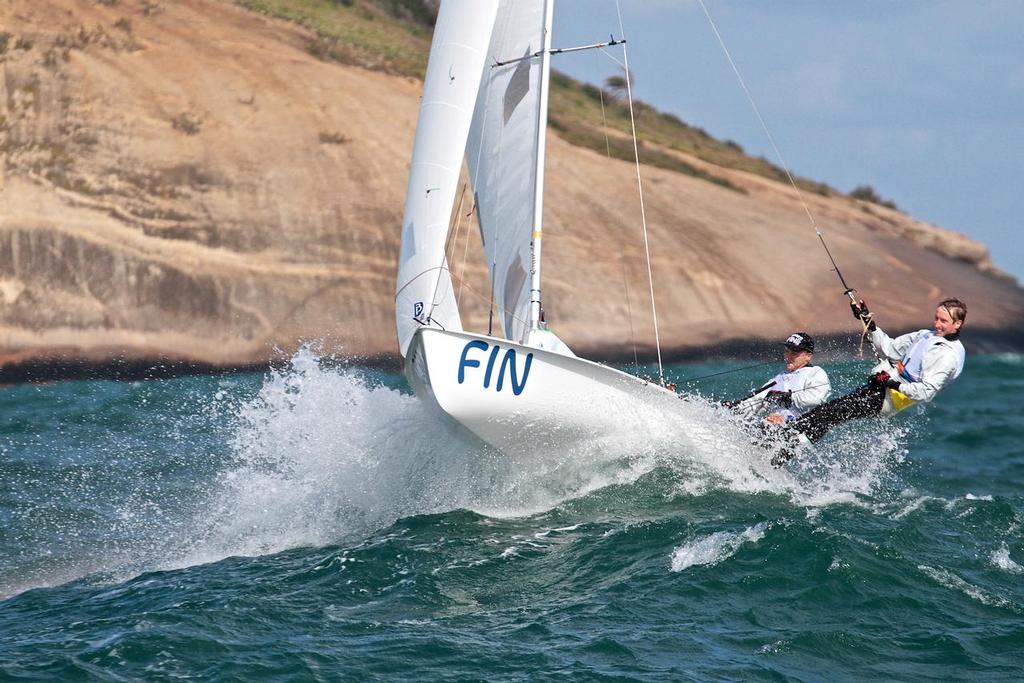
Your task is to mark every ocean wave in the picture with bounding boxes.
[990,544,1024,574]
[670,522,768,571]
[918,564,1020,612]
[177,349,913,572]
[892,495,940,520]
[0,348,917,596]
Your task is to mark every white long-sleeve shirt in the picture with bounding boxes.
[870,328,965,402]
[746,365,831,421]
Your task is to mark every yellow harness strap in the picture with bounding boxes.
[888,388,916,413]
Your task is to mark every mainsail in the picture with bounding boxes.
[466,0,549,345]
[395,1,499,358]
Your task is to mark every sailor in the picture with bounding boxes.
[779,298,967,457]
[727,332,831,425]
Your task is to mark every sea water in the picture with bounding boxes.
[1,349,1022,680]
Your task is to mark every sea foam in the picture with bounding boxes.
[991,543,1024,574]
[178,348,908,568]
[670,522,768,571]
[20,348,908,589]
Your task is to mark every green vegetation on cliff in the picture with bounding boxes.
[234,0,832,195]
[236,0,432,76]
[850,184,899,210]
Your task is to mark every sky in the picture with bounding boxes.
[551,0,1024,283]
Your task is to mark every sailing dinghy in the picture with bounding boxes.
[395,0,679,455]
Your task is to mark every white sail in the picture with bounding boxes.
[395,0,500,358]
[466,0,549,345]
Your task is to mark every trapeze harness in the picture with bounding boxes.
[876,331,965,415]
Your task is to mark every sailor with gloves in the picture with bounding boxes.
[727,332,831,425]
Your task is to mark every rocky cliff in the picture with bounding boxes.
[2,0,1022,380]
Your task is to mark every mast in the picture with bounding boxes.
[529,0,554,331]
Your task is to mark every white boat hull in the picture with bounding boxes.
[405,328,680,455]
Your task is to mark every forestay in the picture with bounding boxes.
[395,1,499,358]
[466,0,547,345]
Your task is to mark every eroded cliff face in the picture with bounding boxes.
[1,0,1022,377]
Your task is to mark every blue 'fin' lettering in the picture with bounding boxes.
[458,340,489,384]
[496,349,533,395]
[482,344,501,389]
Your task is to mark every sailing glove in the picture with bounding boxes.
[850,299,877,331]
[870,371,901,391]
[766,390,793,408]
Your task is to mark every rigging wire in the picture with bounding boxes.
[615,0,664,385]
[597,66,640,371]
[456,197,475,307]
[449,270,532,333]
[424,182,469,325]
[597,84,613,158]
[677,360,777,385]
[446,183,469,267]
[695,0,861,309]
